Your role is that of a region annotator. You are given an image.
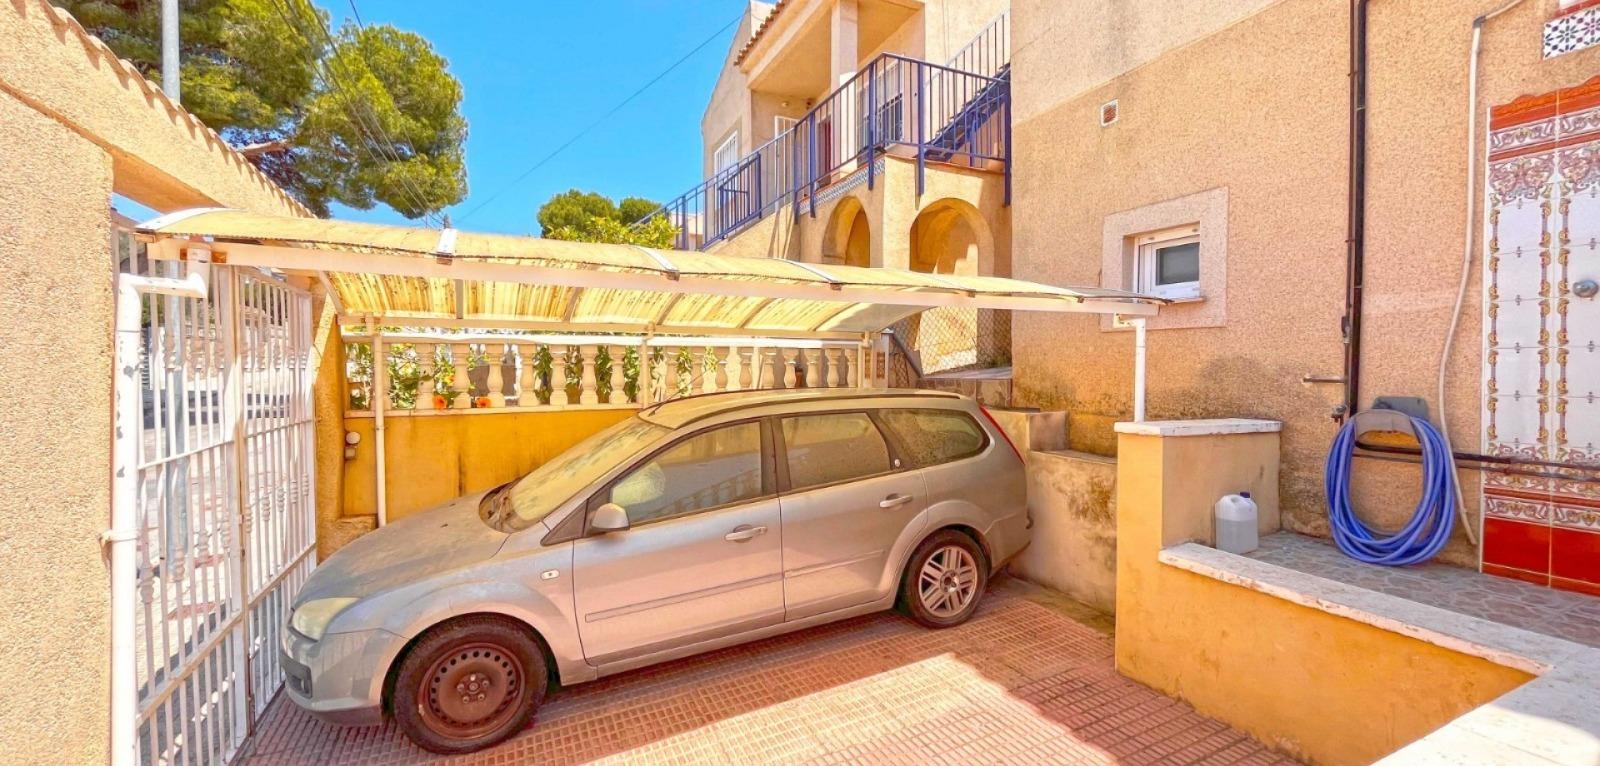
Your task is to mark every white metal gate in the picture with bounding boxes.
[114,235,315,766]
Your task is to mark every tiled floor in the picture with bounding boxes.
[1248,532,1600,649]
[239,578,1296,765]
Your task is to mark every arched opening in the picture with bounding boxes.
[903,200,1003,373]
[821,196,871,267]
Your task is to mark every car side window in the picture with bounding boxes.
[878,409,987,468]
[608,421,764,525]
[780,412,893,491]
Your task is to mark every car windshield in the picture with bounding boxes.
[499,416,668,530]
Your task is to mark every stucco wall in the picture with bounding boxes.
[0,87,116,766]
[1008,0,1600,563]
[1011,450,1119,612]
[339,409,636,527]
[1115,428,1532,765]
[0,4,311,762]
[0,1,307,214]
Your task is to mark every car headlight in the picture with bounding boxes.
[291,597,359,641]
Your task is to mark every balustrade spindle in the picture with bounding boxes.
[803,348,822,388]
[755,348,775,388]
[451,343,471,409]
[826,348,843,388]
[416,343,436,408]
[665,347,681,399]
[486,344,507,408]
[579,345,600,405]
[515,345,533,407]
[726,346,744,391]
[551,346,570,407]
[608,346,626,404]
[704,348,720,394]
[782,349,798,389]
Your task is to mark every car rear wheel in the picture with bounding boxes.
[899,529,987,628]
[392,615,547,755]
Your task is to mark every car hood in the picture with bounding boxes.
[295,490,512,605]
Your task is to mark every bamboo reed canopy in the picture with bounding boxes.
[139,208,1163,339]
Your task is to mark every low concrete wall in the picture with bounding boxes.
[338,409,635,532]
[1011,450,1117,612]
[984,409,1117,612]
[1115,422,1532,765]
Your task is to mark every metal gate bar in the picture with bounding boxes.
[115,231,316,766]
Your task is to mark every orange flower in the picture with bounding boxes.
[433,394,449,409]
[473,396,492,409]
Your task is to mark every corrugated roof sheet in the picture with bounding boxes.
[139,208,1162,338]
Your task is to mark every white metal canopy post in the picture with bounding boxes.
[1133,317,1148,422]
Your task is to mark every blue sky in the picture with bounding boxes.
[121,2,748,232]
[323,1,749,234]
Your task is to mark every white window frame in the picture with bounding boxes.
[774,116,798,137]
[713,131,741,175]
[1134,224,1202,301]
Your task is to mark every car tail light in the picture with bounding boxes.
[979,405,1024,464]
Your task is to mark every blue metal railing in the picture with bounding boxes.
[646,15,1011,251]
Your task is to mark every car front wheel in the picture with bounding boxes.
[391,615,547,755]
[899,529,987,628]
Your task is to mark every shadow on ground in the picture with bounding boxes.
[239,577,1297,765]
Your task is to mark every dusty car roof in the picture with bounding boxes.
[637,388,963,428]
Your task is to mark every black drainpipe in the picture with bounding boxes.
[1342,0,1369,422]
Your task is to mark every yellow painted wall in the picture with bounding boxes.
[339,409,636,527]
[1008,0,1600,564]
[1115,430,1532,765]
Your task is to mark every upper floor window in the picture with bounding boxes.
[713,132,740,175]
[1134,224,1201,301]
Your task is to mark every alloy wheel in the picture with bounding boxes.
[918,544,979,617]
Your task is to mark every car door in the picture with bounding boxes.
[776,410,926,621]
[572,419,784,664]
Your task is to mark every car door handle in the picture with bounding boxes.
[880,493,913,508]
[724,525,767,542]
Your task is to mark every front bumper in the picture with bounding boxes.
[280,623,407,727]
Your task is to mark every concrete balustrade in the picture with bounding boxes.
[342,332,866,416]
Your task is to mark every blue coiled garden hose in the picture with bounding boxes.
[1324,415,1456,566]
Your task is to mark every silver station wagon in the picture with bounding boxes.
[282,389,1030,753]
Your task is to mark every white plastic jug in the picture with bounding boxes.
[1215,492,1259,555]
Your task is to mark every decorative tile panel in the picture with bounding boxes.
[1485,76,1600,592]
[1544,4,1600,59]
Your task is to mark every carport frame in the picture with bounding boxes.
[139,211,1165,533]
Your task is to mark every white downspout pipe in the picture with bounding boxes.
[1132,317,1148,422]
[1438,0,1525,550]
[111,255,210,766]
[370,318,388,527]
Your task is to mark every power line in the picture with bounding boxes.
[270,0,441,225]
[454,12,743,225]
[334,0,439,226]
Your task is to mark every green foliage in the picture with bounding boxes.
[537,189,678,248]
[55,0,466,220]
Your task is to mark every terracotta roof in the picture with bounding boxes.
[735,0,791,66]
[31,0,311,217]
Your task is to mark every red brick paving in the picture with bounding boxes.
[240,580,1297,765]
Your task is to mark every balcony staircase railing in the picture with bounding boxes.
[644,13,1011,252]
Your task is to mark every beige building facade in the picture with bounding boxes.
[1008,0,1600,575]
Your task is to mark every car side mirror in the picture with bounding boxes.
[590,502,630,534]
